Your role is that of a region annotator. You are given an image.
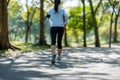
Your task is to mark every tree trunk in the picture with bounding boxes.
[39,0,46,45]
[0,0,20,50]
[25,1,36,43]
[113,9,119,42]
[109,12,114,48]
[25,24,30,43]
[0,0,10,49]
[25,8,30,43]
[113,15,118,42]
[89,0,100,47]
[82,0,87,47]
[64,28,69,46]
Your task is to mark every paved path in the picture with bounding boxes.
[0,47,120,80]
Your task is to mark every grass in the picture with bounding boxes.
[0,41,120,57]
[0,41,50,57]
[11,41,50,52]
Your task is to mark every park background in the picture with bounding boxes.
[0,0,120,80]
[0,0,120,52]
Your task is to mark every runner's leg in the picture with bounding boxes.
[57,27,64,61]
[50,27,57,64]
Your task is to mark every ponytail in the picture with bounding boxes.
[54,0,60,13]
[54,4,58,13]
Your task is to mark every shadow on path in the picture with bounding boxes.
[0,47,120,80]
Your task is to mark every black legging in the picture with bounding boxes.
[50,27,64,49]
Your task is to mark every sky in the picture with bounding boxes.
[62,0,79,12]
[20,0,79,12]
[63,0,79,7]
[20,0,79,6]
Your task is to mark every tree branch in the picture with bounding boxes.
[118,7,120,16]
[108,0,119,16]
[95,0,102,14]
[7,0,10,6]
[50,0,54,3]
[81,0,84,4]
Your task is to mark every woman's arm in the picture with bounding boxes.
[63,10,68,27]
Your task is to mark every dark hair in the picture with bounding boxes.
[54,0,61,13]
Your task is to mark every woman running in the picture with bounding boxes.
[46,0,68,64]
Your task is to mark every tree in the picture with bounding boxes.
[88,0,102,47]
[25,0,38,43]
[114,7,120,42]
[68,7,83,43]
[8,0,23,41]
[111,0,120,42]
[68,6,93,45]
[108,0,119,48]
[81,0,87,47]
[0,0,20,50]
[39,0,47,45]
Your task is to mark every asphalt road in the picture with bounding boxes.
[0,47,120,80]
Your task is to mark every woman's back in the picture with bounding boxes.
[48,7,67,27]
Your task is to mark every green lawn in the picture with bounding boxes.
[0,41,50,57]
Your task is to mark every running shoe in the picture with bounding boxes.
[51,54,56,64]
[57,57,61,63]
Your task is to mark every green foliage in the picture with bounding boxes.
[86,13,94,32]
[8,0,25,41]
[8,0,22,19]
[0,50,7,56]
[8,0,40,42]
[11,41,49,52]
[6,0,120,46]
[21,7,40,21]
[99,23,110,41]
[0,41,50,57]
[67,6,94,43]
[68,6,83,43]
